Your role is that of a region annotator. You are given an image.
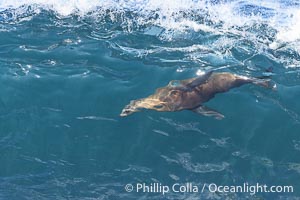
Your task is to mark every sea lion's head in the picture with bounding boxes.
[120,88,187,117]
[120,100,140,117]
[120,97,173,117]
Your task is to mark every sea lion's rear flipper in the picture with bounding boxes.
[252,79,272,88]
[251,77,276,90]
[250,67,276,89]
[191,105,225,120]
[235,74,275,90]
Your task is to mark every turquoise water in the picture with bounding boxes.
[1,0,300,199]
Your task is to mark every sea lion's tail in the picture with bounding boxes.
[252,78,274,89]
[253,67,276,89]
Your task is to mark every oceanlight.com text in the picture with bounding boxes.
[124,182,293,195]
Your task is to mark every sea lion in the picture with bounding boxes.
[120,71,272,119]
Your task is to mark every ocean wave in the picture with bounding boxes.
[0,0,299,41]
[0,0,300,75]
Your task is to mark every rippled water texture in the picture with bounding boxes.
[0,0,300,199]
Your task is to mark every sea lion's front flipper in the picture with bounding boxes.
[168,71,213,91]
[186,70,213,88]
[191,105,225,120]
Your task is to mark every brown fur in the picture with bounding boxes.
[120,72,269,117]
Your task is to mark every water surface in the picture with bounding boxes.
[0,0,300,199]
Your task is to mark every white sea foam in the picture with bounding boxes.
[0,0,299,49]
